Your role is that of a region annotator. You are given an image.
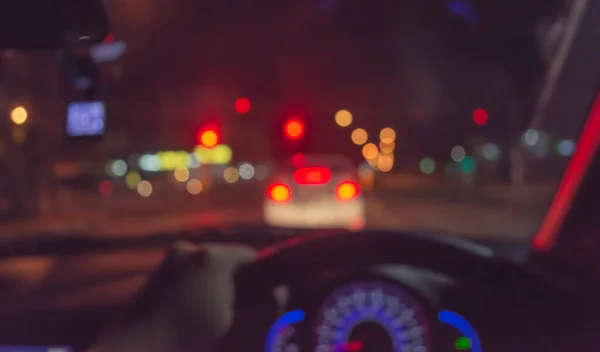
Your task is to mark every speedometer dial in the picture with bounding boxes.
[313,281,431,352]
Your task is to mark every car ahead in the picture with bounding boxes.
[263,154,366,229]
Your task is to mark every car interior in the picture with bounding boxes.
[1,0,599,351]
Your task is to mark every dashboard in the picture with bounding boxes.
[228,266,478,352]
[267,279,436,352]
[219,230,584,352]
[0,230,591,352]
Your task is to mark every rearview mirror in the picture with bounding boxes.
[0,0,111,50]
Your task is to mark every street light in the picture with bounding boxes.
[10,106,27,125]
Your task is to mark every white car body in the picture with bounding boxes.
[263,155,366,229]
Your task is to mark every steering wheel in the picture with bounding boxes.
[218,230,527,352]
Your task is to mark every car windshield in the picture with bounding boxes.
[0,0,582,243]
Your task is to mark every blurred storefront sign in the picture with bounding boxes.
[137,145,233,172]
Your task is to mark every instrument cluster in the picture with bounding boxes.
[265,280,434,352]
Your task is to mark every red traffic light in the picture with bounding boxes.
[196,128,220,148]
[234,97,251,114]
[473,108,488,125]
[284,119,304,140]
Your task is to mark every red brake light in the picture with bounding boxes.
[336,181,360,201]
[267,183,292,203]
[294,167,332,185]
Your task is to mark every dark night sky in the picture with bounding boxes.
[107,0,561,154]
[2,0,567,163]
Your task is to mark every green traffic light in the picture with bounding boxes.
[456,337,472,350]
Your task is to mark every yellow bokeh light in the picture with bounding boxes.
[137,180,153,197]
[157,151,189,170]
[379,127,396,144]
[186,179,203,195]
[125,171,141,189]
[362,143,378,160]
[351,128,368,145]
[335,110,353,127]
[10,106,28,125]
[377,154,394,172]
[173,167,190,182]
[379,141,395,154]
[193,145,233,165]
[223,167,239,183]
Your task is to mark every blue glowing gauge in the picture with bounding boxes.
[438,310,482,352]
[313,281,432,352]
[265,309,306,352]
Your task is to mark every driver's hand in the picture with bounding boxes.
[88,242,256,352]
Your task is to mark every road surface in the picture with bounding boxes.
[0,181,548,307]
[0,180,551,239]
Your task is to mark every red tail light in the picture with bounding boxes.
[267,183,292,203]
[294,167,332,185]
[335,181,360,201]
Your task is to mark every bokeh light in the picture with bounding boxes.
[173,166,190,182]
[458,156,476,173]
[254,165,269,180]
[473,108,488,125]
[10,106,28,125]
[335,110,353,127]
[379,141,395,154]
[198,130,219,149]
[238,162,255,180]
[284,119,304,139]
[481,143,500,161]
[186,179,203,194]
[110,159,128,177]
[377,154,394,172]
[270,184,291,202]
[557,139,576,156]
[234,97,251,114]
[522,129,540,147]
[362,143,378,160]
[379,127,396,144]
[125,171,141,189]
[351,128,368,145]
[137,180,153,197]
[419,157,436,174]
[450,145,466,162]
[223,167,239,183]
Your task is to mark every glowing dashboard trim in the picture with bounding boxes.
[265,309,306,352]
[438,310,482,352]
